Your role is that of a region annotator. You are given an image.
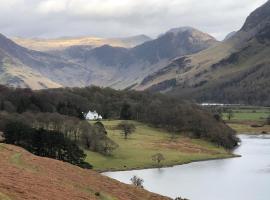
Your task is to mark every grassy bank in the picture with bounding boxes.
[227,122,270,134]
[85,120,233,171]
[223,106,270,134]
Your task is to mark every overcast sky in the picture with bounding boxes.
[0,0,267,40]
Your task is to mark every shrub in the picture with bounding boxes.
[130,176,144,188]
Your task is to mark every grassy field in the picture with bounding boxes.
[85,120,233,171]
[223,106,270,134]
[223,107,270,121]
[227,123,270,133]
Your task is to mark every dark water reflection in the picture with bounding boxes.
[103,135,270,200]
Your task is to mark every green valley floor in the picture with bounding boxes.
[86,120,233,171]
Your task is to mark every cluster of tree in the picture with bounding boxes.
[67,87,239,149]
[0,85,239,149]
[0,112,117,156]
[3,121,91,169]
[205,106,235,121]
[0,85,90,119]
[80,121,118,156]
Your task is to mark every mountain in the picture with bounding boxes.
[0,143,169,200]
[131,27,218,64]
[0,27,217,90]
[55,27,218,89]
[13,34,152,51]
[223,31,237,41]
[137,0,270,105]
[0,33,96,89]
[0,34,61,89]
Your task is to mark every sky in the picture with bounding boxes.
[0,0,267,40]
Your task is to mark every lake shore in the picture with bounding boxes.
[99,153,240,173]
[103,135,270,200]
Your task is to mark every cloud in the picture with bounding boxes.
[0,0,267,40]
[37,0,67,14]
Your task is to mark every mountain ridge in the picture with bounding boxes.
[13,34,152,51]
[0,27,217,90]
[136,0,270,105]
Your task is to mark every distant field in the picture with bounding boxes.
[86,120,232,171]
[223,107,270,122]
[223,106,270,134]
[227,123,270,134]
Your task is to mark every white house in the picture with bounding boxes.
[85,110,102,120]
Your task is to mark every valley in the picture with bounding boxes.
[0,1,270,200]
[0,2,270,106]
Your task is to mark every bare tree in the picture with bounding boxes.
[152,153,165,166]
[101,138,119,156]
[117,121,136,139]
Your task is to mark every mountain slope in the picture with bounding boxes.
[0,35,62,89]
[58,27,218,89]
[223,31,237,41]
[131,27,218,64]
[0,143,170,200]
[1,27,217,90]
[0,33,97,89]
[137,1,270,105]
[13,35,152,51]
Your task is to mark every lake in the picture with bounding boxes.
[103,135,270,200]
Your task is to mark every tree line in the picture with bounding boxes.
[0,112,117,156]
[0,85,239,149]
[3,121,92,169]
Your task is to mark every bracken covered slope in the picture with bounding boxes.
[0,143,170,200]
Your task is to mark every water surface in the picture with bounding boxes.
[104,135,270,200]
